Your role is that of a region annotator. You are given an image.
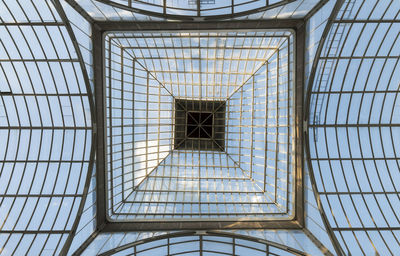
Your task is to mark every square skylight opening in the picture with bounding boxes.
[99,24,304,230]
[174,99,225,151]
[186,112,213,138]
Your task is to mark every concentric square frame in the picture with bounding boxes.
[93,20,305,231]
[174,99,226,151]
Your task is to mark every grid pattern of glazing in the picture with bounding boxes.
[226,42,294,214]
[118,32,286,101]
[7,0,400,255]
[174,99,226,151]
[97,231,306,256]
[70,0,326,22]
[90,0,294,20]
[0,0,93,255]
[105,31,295,220]
[308,0,400,255]
[120,151,282,218]
[105,38,173,210]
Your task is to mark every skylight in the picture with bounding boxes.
[186,111,213,139]
[103,29,300,228]
[175,99,225,151]
[4,1,400,255]
[89,0,295,20]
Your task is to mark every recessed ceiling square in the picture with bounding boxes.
[100,26,303,230]
[174,99,225,151]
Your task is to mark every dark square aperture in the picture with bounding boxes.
[175,99,225,151]
[187,112,213,138]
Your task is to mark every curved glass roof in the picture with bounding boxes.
[0,0,94,255]
[84,0,295,20]
[307,0,400,254]
[1,0,399,255]
[71,0,325,21]
[95,231,306,255]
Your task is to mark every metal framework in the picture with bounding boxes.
[0,0,95,255]
[97,231,306,256]
[305,0,400,255]
[94,20,305,231]
[89,0,296,21]
[2,0,400,255]
[173,99,226,151]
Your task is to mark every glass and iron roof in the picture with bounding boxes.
[0,1,94,255]
[86,0,295,20]
[71,0,325,21]
[1,0,400,255]
[307,0,400,254]
[104,30,296,222]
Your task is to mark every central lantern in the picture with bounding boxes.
[174,99,226,151]
[97,22,304,230]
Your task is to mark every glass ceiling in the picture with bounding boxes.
[105,31,296,221]
[88,0,294,20]
[308,0,400,254]
[92,231,307,255]
[71,0,324,21]
[1,0,399,255]
[0,0,94,255]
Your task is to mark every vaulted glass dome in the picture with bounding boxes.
[73,0,297,20]
[1,0,399,255]
[104,30,297,224]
